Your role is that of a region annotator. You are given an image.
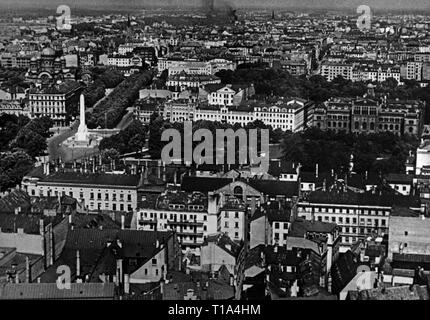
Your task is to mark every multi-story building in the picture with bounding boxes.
[28,81,82,127]
[351,99,379,134]
[158,58,235,76]
[0,101,29,117]
[193,98,311,132]
[166,71,221,91]
[163,99,196,122]
[22,166,140,213]
[297,180,423,250]
[321,62,354,81]
[217,196,247,242]
[135,189,208,254]
[307,97,425,136]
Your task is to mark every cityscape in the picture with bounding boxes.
[1,0,430,303]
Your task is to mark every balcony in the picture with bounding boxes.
[138,218,157,225]
[167,220,203,227]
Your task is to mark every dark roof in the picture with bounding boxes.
[251,201,292,223]
[181,176,232,193]
[0,214,63,234]
[305,190,421,208]
[290,218,337,238]
[0,189,31,214]
[203,233,242,258]
[40,172,140,188]
[331,251,359,294]
[247,180,299,197]
[385,173,414,184]
[0,283,115,300]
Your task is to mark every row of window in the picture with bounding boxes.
[310,207,389,215]
[317,215,387,226]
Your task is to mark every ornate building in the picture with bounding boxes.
[25,47,76,86]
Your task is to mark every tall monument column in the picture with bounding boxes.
[76,94,89,142]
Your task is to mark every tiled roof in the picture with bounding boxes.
[0,283,115,300]
[348,284,430,300]
[0,189,31,214]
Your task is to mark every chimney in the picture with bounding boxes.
[160,278,165,295]
[174,170,178,185]
[315,164,319,178]
[156,239,160,248]
[69,214,72,224]
[76,250,81,277]
[327,233,333,274]
[121,215,125,230]
[124,274,130,294]
[39,218,44,235]
[25,256,30,283]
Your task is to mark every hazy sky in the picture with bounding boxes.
[1,0,429,10]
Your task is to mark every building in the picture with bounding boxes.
[28,81,82,127]
[388,207,430,260]
[26,47,76,85]
[135,188,208,254]
[297,179,423,249]
[321,62,353,81]
[22,167,141,213]
[307,97,425,136]
[166,71,221,91]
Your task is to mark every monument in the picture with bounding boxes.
[63,94,102,149]
[76,94,89,142]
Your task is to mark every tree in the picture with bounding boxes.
[0,151,33,191]
[10,127,47,158]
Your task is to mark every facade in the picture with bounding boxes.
[25,47,76,85]
[297,180,423,249]
[22,168,140,213]
[307,97,425,136]
[135,189,209,254]
[28,81,82,127]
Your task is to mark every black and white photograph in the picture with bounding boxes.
[0,0,430,308]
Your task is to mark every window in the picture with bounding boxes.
[224,212,229,218]
[274,233,279,240]
[225,221,229,228]
[144,269,148,275]
[235,222,239,228]
[404,231,408,236]
[275,222,280,229]
[152,259,157,265]
[235,212,239,218]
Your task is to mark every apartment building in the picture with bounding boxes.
[28,81,82,127]
[297,181,423,250]
[22,167,140,213]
